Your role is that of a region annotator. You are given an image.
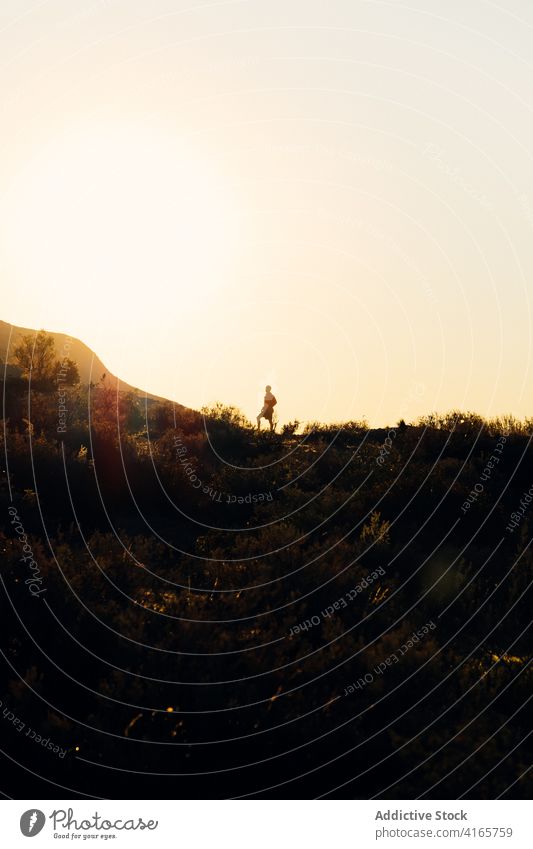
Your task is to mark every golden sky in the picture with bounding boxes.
[1,0,532,425]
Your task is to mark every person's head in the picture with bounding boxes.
[265,385,271,392]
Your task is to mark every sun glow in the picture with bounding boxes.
[2,122,239,368]
[2,0,531,426]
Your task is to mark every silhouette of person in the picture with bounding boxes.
[257,385,277,431]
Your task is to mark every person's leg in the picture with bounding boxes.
[258,404,268,430]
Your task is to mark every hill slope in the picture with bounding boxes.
[0,319,167,401]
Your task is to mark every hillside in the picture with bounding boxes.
[0,319,165,401]
[0,329,531,801]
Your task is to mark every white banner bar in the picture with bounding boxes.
[1,799,530,848]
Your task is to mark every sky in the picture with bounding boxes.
[1,0,532,426]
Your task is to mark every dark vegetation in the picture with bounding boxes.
[1,333,531,799]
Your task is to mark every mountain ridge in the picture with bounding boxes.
[0,319,173,404]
